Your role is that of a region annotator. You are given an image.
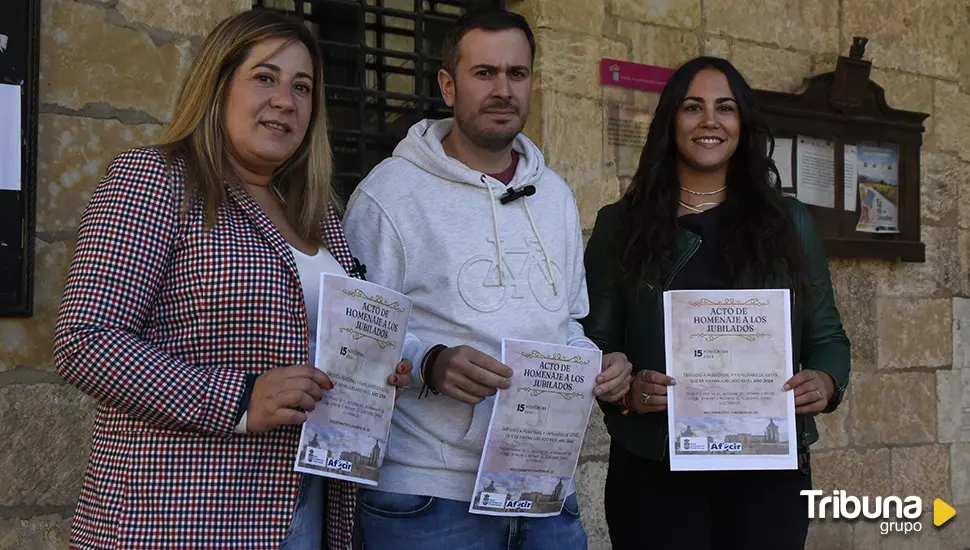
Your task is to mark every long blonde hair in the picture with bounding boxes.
[161,10,334,246]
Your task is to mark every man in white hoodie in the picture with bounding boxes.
[343,9,633,549]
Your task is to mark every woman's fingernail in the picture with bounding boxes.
[329,381,335,389]
[392,375,399,384]
[670,378,677,386]
[397,364,407,373]
[782,384,790,391]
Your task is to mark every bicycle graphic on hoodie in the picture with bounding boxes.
[457,236,566,313]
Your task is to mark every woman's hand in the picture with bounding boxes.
[388,359,413,401]
[247,364,332,433]
[783,369,835,415]
[629,369,677,414]
[594,352,633,403]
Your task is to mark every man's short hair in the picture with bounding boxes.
[440,9,536,77]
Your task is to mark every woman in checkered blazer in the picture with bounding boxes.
[53,11,411,550]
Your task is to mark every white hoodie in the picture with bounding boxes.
[342,118,596,502]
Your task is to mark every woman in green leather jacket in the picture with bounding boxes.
[581,56,850,550]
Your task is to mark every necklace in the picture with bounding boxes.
[680,185,727,196]
[271,184,286,205]
[678,200,721,214]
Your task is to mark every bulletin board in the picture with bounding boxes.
[0,0,40,316]
[753,38,929,262]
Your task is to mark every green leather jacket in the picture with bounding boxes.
[581,197,851,460]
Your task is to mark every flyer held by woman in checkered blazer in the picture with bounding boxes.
[52,11,412,550]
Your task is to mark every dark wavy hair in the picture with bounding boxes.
[617,56,810,303]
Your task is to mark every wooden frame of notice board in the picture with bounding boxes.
[0,0,40,316]
[753,37,929,262]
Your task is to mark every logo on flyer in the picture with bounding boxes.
[710,441,743,452]
[326,457,353,472]
[480,492,508,509]
[681,437,708,452]
[305,447,328,467]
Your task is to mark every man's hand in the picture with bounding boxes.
[431,345,513,404]
[594,352,633,403]
[247,365,332,433]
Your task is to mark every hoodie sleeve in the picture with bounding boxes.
[343,189,434,387]
[563,196,598,352]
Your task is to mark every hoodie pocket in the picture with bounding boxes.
[458,398,492,448]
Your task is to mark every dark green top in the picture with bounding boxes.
[581,197,851,460]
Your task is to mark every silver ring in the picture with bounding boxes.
[640,393,650,405]
[814,389,822,401]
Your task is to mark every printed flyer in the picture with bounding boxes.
[469,339,601,517]
[294,274,412,485]
[664,290,797,471]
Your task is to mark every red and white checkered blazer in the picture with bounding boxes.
[54,147,362,549]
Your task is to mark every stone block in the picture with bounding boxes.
[870,69,935,138]
[811,53,839,75]
[0,384,95,507]
[829,259,876,368]
[935,81,970,163]
[514,0,606,36]
[534,30,627,100]
[615,21,700,69]
[730,41,812,92]
[37,114,164,233]
[876,299,951,369]
[891,444,950,505]
[851,372,936,446]
[580,410,611,458]
[706,0,839,54]
[813,396,850,451]
[535,91,616,230]
[951,443,970,505]
[0,241,75,372]
[117,0,251,37]
[805,519,854,550]
[574,460,609,550]
[811,448,891,498]
[853,506,970,550]
[937,368,970,443]
[704,37,731,59]
[953,298,970,368]
[843,0,968,79]
[41,0,195,122]
[951,159,970,230]
[961,230,970,298]
[608,0,700,29]
[873,226,960,298]
[920,151,962,228]
[0,515,72,550]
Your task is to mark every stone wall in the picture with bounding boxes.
[2,0,969,548]
[0,0,249,547]
[507,0,970,548]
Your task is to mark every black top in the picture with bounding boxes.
[669,205,730,290]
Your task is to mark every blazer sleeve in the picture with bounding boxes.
[791,198,852,413]
[53,149,248,437]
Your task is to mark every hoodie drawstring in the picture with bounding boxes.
[483,174,558,297]
[483,175,505,285]
[523,198,558,297]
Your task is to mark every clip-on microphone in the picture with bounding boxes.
[499,184,536,204]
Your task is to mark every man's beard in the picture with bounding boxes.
[454,102,526,151]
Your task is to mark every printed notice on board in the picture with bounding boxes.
[0,83,21,191]
[855,142,900,233]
